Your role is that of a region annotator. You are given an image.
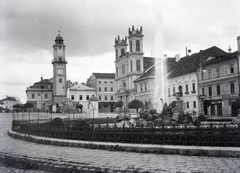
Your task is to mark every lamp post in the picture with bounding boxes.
[88,95,99,130]
[88,102,94,129]
[209,96,212,127]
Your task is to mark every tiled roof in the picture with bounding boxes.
[203,51,238,66]
[167,46,227,78]
[3,97,17,101]
[143,57,155,71]
[134,57,176,82]
[70,83,95,90]
[93,73,115,79]
[34,79,52,85]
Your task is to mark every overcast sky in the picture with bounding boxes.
[0,0,239,103]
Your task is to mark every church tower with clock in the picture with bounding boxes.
[52,31,67,104]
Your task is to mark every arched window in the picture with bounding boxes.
[123,82,126,88]
[130,41,132,52]
[122,64,125,75]
[136,60,141,72]
[130,60,133,72]
[121,48,125,56]
[136,40,140,52]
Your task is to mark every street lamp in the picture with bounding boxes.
[88,95,99,130]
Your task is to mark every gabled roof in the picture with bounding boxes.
[34,79,52,85]
[3,97,17,101]
[92,73,115,79]
[167,46,227,78]
[143,57,155,71]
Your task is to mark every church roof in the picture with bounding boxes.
[92,73,115,79]
[167,46,227,78]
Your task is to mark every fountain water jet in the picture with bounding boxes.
[152,12,168,113]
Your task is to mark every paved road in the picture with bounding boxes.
[1,113,240,173]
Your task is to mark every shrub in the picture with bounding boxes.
[50,117,63,127]
[149,108,157,115]
[71,119,91,131]
[198,114,207,121]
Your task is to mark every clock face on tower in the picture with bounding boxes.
[58,69,63,75]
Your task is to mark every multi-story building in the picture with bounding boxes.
[86,73,115,112]
[198,36,240,116]
[167,46,227,115]
[0,96,19,112]
[69,83,96,112]
[114,26,154,107]
[25,77,53,111]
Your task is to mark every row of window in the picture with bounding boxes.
[32,93,49,99]
[71,95,89,101]
[98,95,114,101]
[168,83,196,96]
[186,101,197,109]
[116,60,141,77]
[136,84,147,93]
[98,81,114,84]
[98,87,114,92]
[202,65,234,79]
[202,82,235,96]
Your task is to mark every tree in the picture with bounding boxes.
[115,101,123,108]
[13,104,23,112]
[128,99,144,114]
[24,102,34,112]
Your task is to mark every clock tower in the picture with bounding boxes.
[52,31,67,104]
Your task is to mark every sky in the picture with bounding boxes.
[0,0,239,103]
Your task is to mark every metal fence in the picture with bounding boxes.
[12,118,240,147]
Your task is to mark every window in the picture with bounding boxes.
[216,85,221,95]
[110,87,113,92]
[104,81,107,84]
[208,86,212,96]
[86,95,89,100]
[130,41,132,52]
[45,93,48,99]
[193,101,196,108]
[145,84,147,92]
[136,40,140,52]
[98,81,101,84]
[122,64,125,75]
[111,96,113,100]
[208,70,211,79]
[136,60,141,72]
[110,81,113,84]
[168,88,170,96]
[105,96,107,100]
[38,93,40,97]
[202,87,205,95]
[186,102,189,109]
[186,84,189,92]
[116,67,118,77]
[230,65,234,73]
[105,87,107,92]
[192,83,196,92]
[115,49,118,59]
[141,85,143,92]
[130,60,133,72]
[71,95,74,100]
[123,82,126,88]
[173,87,175,94]
[99,87,101,92]
[121,48,125,55]
[230,83,235,94]
[32,93,35,99]
[59,78,62,83]
[216,67,220,77]
[79,95,82,100]
[99,96,101,100]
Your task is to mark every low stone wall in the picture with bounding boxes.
[8,129,240,158]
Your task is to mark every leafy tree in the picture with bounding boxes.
[24,102,34,112]
[115,101,123,108]
[13,104,23,112]
[128,99,144,114]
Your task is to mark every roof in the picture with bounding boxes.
[34,79,52,85]
[3,97,17,101]
[134,57,176,82]
[70,83,95,91]
[92,73,115,79]
[143,57,155,71]
[203,51,238,66]
[167,46,227,78]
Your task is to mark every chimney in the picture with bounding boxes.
[175,54,180,62]
[237,36,240,53]
[228,46,232,53]
[41,76,43,81]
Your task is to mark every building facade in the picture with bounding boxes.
[69,83,96,112]
[0,96,19,112]
[114,26,154,107]
[87,73,115,112]
[25,77,53,111]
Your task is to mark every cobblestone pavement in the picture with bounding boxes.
[1,113,240,173]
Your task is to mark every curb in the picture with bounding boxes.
[8,129,240,158]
